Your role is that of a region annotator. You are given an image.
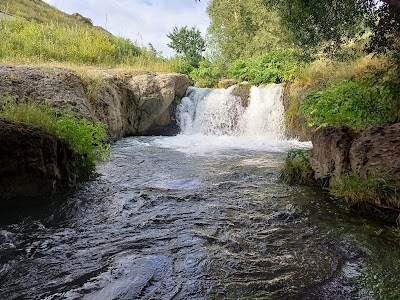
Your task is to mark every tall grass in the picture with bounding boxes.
[0,17,177,72]
[279,150,314,185]
[330,172,400,209]
[1,0,77,25]
[0,97,110,176]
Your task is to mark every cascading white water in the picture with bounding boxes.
[157,83,309,154]
[178,84,285,138]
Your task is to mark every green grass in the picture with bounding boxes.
[0,1,177,72]
[330,172,400,209]
[279,149,314,185]
[0,97,110,176]
[0,0,78,25]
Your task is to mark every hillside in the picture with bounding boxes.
[0,0,180,72]
[0,0,79,26]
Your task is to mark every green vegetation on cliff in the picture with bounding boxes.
[0,98,110,176]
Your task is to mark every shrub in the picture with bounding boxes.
[279,149,314,185]
[0,98,110,176]
[169,57,194,75]
[228,48,306,84]
[190,59,224,87]
[300,67,400,130]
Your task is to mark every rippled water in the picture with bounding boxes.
[2,135,399,299]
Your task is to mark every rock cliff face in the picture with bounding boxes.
[310,123,400,185]
[0,65,189,207]
[0,65,189,140]
[0,119,77,207]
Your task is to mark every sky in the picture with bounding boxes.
[42,0,210,57]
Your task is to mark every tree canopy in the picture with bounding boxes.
[204,0,400,63]
[167,26,205,68]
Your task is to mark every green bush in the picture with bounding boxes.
[190,59,224,87]
[169,57,194,75]
[279,149,314,185]
[228,48,306,84]
[300,68,400,130]
[0,98,110,176]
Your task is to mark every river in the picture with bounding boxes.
[0,85,399,299]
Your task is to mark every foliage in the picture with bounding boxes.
[206,0,290,63]
[330,172,400,209]
[0,0,79,25]
[167,26,205,68]
[0,18,144,66]
[0,98,110,175]
[169,57,194,75]
[190,58,224,87]
[300,67,400,130]
[228,48,306,84]
[259,0,400,61]
[279,149,314,185]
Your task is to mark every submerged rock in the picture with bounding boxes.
[0,119,77,207]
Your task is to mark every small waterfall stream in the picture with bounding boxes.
[178,84,285,138]
[0,85,399,299]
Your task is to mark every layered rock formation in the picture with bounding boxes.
[0,65,189,140]
[0,119,77,207]
[310,123,400,185]
[0,65,189,207]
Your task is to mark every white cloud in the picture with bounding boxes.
[42,0,210,56]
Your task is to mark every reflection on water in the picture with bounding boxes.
[0,136,397,299]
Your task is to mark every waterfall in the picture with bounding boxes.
[178,84,285,139]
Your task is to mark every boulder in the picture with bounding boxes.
[0,119,76,207]
[71,12,93,25]
[310,126,357,184]
[350,123,400,180]
[0,65,190,140]
[0,65,94,119]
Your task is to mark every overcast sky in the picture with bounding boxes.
[42,0,210,57]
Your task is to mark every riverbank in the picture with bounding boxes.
[0,64,189,207]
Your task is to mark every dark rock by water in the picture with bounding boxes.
[0,119,77,208]
[310,126,356,185]
[310,123,400,184]
[350,123,400,181]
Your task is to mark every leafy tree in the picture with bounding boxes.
[206,0,290,63]
[260,0,400,60]
[167,26,205,68]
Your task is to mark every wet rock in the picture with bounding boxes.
[350,123,400,180]
[0,119,77,207]
[310,126,357,184]
[218,79,238,89]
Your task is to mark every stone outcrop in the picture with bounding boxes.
[350,123,400,180]
[0,119,77,207]
[0,65,189,140]
[0,65,189,207]
[310,124,400,185]
[310,126,356,184]
[71,12,93,25]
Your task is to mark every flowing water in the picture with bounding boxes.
[0,85,399,299]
